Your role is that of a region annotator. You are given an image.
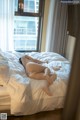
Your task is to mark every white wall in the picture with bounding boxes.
[66,35,76,63]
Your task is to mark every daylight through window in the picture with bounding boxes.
[14,0,45,52]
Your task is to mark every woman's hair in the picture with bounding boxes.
[19,58,22,64]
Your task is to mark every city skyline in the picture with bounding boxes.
[14,0,39,51]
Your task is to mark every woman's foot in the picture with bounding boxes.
[44,68,50,76]
[50,73,57,84]
[46,73,57,85]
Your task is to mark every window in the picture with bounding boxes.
[14,0,45,52]
[24,0,35,12]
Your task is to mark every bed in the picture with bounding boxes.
[0,50,70,115]
[0,86,10,111]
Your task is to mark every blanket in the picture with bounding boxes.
[0,51,70,115]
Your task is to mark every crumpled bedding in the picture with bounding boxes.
[0,51,70,115]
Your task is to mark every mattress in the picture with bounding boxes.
[0,86,10,111]
[0,51,70,115]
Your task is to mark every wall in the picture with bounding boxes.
[66,35,76,62]
[66,5,80,62]
[41,0,50,52]
[68,5,80,36]
[41,2,80,60]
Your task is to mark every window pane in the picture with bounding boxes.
[15,0,18,11]
[24,0,39,13]
[14,16,39,51]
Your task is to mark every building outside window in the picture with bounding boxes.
[14,0,45,52]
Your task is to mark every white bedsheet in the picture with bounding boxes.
[0,52,70,115]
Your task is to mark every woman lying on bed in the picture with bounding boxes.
[19,55,57,96]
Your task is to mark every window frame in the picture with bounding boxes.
[14,0,45,52]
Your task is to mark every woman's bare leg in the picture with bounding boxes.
[29,72,48,80]
[25,55,44,64]
[44,68,50,76]
[42,82,53,96]
[29,72,52,96]
[26,62,46,73]
[48,73,57,85]
[29,72,55,96]
[29,72,57,83]
[44,68,57,85]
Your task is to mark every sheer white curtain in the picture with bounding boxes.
[46,0,68,56]
[0,0,14,51]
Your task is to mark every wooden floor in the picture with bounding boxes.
[8,109,63,120]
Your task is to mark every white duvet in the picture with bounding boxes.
[0,51,70,115]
